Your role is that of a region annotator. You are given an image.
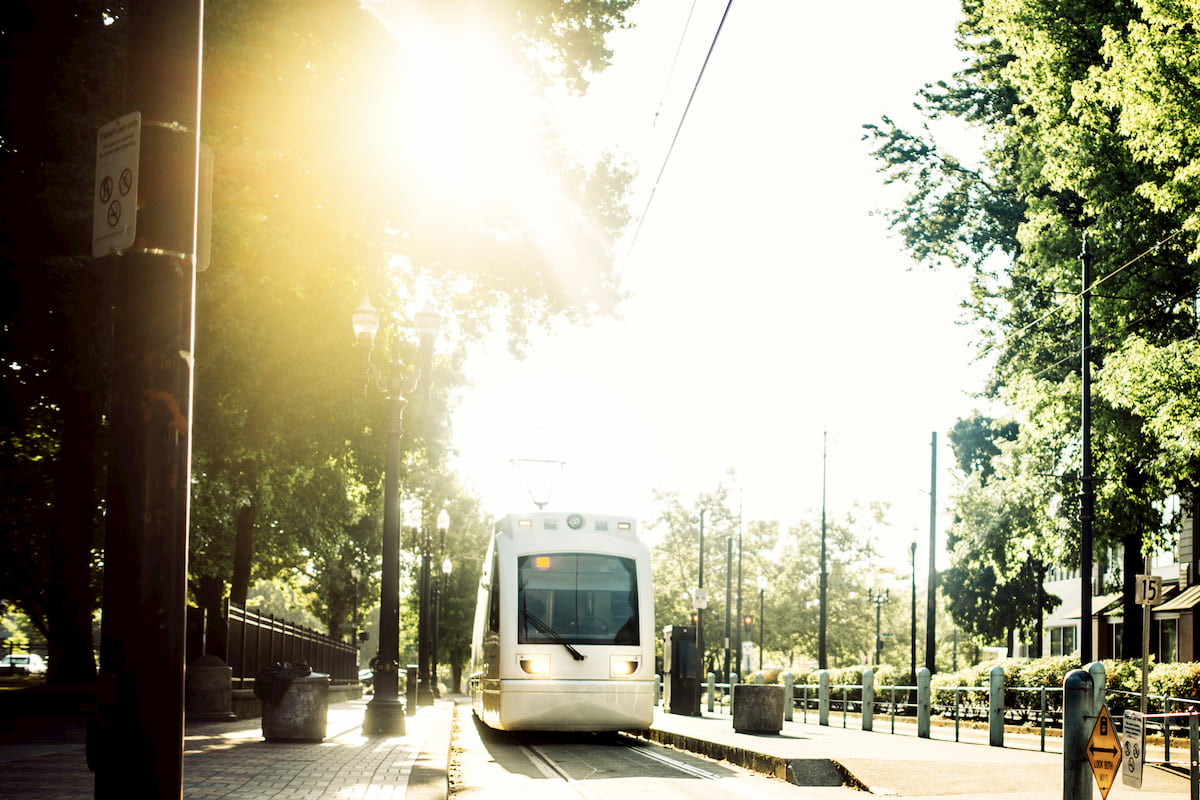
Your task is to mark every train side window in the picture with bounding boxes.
[487,549,500,634]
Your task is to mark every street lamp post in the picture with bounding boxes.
[355,297,440,735]
[869,587,890,666]
[431,510,450,699]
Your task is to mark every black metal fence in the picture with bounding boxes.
[227,604,358,687]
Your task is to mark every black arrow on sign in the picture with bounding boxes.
[1090,744,1120,756]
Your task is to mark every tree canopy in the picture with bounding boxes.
[0,0,637,684]
[867,0,1200,658]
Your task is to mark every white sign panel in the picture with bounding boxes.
[692,587,708,609]
[93,111,140,257]
[1122,710,1144,788]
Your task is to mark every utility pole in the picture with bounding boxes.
[1079,235,1095,664]
[90,1,202,797]
[925,432,937,673]
[819,432,828,671]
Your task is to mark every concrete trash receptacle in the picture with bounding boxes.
[259,668,330,742]
[732,683,785,734]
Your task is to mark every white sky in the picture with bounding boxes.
[449,0,992,566]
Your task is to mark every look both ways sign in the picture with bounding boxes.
[1087,705,1122,799]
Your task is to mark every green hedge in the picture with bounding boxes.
[781,657,1199,715]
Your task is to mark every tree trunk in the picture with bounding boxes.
[1120,531,1143,660]
[230,502,255,609]
[194,575,228,661]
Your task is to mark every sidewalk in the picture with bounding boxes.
[0,697,454,799]
[2,698,1193,798]
[640,706,1193,799]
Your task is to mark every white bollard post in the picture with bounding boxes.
[988,664,1005,747]
[918,667,931,738]
[862,668,874,732]
[818,669,830,727]
[706,671,716,713]
[783,672,794,722]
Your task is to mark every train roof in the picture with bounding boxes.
[495,511,638,540]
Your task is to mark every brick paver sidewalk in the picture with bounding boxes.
[0,699,448,800]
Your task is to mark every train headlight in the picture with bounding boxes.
[519,654,551,676]
[610,656,640,677]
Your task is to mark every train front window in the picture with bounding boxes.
[518,553,639,645]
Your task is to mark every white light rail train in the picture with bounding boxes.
[469,511,655,732]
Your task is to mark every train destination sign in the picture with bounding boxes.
[1087,705,1122,799]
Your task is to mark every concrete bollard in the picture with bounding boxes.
[988,665,1006,747]
[862,669,874,732]
[655,673,662,706]
[917,667,931,738]
[732,683,785,734]
[1063,669,1093,800]
[818,669,830,727]
[783,672,794,722]
[262,673,330,742]
[186,655,237,721]
[706,672,716,713]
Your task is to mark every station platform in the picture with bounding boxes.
[0,695,1192,798]
[641,705,1191,799]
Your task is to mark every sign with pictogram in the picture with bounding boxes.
[1087,705,1122,799]
[93,111,140,257]
[1121,710,1144,788]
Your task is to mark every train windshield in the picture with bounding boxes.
[518,553,639,645]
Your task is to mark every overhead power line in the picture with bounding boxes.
[621,0,736,269]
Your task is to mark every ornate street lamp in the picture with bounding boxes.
[869,587,890,666]
[357,297,440,736]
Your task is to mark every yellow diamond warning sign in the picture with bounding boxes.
[1087,705,1122,799]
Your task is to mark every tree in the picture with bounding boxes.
[189,0,637,637]
[866,0,1200,658]
[0,2,124,684]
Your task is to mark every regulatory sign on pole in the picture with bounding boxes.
[1122,710,1144,788]
[92,111,140,257]
[692,587,708,610]
[1087,705,1122,799]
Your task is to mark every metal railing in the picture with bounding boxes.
[227,604,358,687]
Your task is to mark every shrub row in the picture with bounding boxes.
[783,656,1200,715]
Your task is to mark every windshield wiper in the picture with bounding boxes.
[523,610,586,661]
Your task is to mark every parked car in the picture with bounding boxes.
[0,653,47,676]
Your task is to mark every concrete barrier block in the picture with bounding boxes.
[732,683,785,734]
[262,674,330,742]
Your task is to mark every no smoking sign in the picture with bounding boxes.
[92,111,140,257]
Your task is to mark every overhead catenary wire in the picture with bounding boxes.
[621,0,736,270]
[977,228,1191,376]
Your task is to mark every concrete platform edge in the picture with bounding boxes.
[624,727,870,791]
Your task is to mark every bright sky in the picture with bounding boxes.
[450,0,991,566]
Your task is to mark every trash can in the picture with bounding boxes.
[255,662,330,742]
[732,683,785,734]
[662,625,701,716]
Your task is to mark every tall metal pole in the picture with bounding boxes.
[925,432,937,673]
[735,492,743,675]
[697,510,705,678]
[819,431,828,670]
[910,542,918,684]
[723,536,732,684]
[364,362,408,735]
[1079,236,1095,664]
[758,586,765,671]
[91,2,201,796]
